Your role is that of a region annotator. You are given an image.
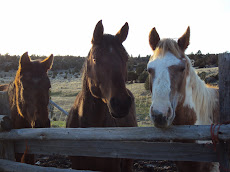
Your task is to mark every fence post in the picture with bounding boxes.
[0,115,14,161]
[0,91,14,161]
[0,91,10,116]
[218,53,230,171]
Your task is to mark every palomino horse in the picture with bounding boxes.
[0,52,53,164]
[66,20,137,172]
[147,27,219,171]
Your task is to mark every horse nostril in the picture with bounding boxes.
[151,109,162,116]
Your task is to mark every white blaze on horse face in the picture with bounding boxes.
[147,52,181,119]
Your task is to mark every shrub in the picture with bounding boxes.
[197,72,207,80]
[144,76,150,91]
[138,71,148,83]
[64,74,68,79]
[127,71,138,82]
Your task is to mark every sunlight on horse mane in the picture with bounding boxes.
[150,39,182,61]
[185,55,219,125]
[14,67,24,118]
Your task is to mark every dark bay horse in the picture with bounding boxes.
[0,52,53,164]
[147,27,219,171]
[66,20,137,172]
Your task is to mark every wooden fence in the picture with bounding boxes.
[0,53,229,172]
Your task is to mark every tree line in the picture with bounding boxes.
[0,51,219,84]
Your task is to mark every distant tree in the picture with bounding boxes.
[127,71,138,82]
[136,63,146,76]
[196,50,202,55]
[4,65,10,72]
[138,71,148,83]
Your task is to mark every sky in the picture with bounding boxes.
[0,0,229,57]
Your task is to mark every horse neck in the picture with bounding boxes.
[182,65,219,125]
[79,74,109,127]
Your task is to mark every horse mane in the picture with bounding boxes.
[81,57,89,93]
[184,55,219,124]
[150,39,184,61]
[14,66,24,117]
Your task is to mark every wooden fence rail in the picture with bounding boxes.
[0,126,229,162]
[0,126,230,141]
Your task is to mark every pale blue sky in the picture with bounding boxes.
[0,0,229,57]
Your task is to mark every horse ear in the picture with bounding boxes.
[19,52,31,68]
[115,22,129,43]
[178,26,190,52]
[91,20,104,44]
[42,54,54,71]
[149,27,160,51]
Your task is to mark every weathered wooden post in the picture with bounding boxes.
[0,91,14,161]
[0,91,10,116]
[218,53,230,172]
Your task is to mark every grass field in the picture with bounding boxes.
[0,67,218,128]
[50,77,153,127]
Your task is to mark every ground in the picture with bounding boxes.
[35,155,177,172]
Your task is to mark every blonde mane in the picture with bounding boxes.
[184,55,219,124]
[150,39,184,61]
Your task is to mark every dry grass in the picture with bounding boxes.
[0,67,218,127]
[196,67,218,77]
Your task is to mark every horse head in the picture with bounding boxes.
[86,20,131,118]
[147,27,190,128]
[15,52,53,127]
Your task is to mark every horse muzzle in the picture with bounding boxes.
[109,96,132,118]
[150,107,174,128]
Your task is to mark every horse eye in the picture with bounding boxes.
[179,66,185,72]
[147,68,153,74]
[93,58,96,63]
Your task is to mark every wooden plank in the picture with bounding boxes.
[219,53,230,122]
[0,115,14,161]
[0,125,230,141]
[0,91,10,117]
[218,53,230,172]
[14,140,218,162]
[0,159,94,172]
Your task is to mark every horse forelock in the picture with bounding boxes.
[150,39,185,61]
[85,34,128,79]
[94,34,129,61]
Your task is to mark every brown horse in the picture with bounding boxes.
[66,20,137,172]
[147,27,219,171]
[0,52,53,164]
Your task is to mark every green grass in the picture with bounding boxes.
[50,82,154,128]
[51,121,66,128]
[50,91,78,97]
